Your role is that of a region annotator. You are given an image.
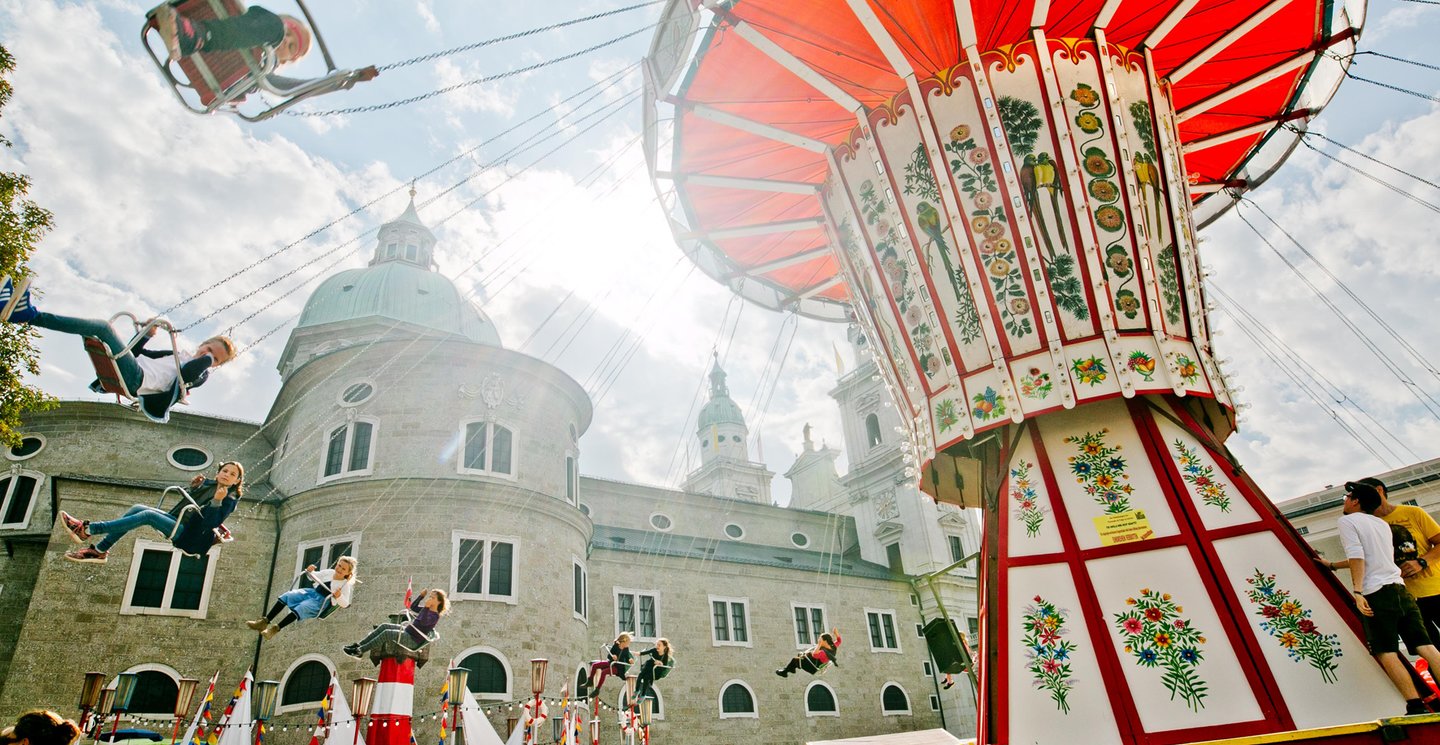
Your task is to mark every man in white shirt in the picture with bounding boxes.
[1337,481,1440,715]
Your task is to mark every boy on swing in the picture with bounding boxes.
[0,278,234,423]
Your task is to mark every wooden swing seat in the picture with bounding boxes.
[82,313,190,408]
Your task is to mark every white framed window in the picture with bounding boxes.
[6,435,45,461]
[453,646,512,701]
[565,454,578,504]
[572,558,587,622]
[929,694,940,711]
[649,513,673,532]
[458,420,516,477]
[295,534,360,587]
[947,534,964,563]
[615,588,660,641]
[804,681,838,717]
[319,418,376,482]
[791,603,826,649]
[277,655,335,714]
[915,623,925,638]
[338,380,376,407]
[619,687,665,721]
[718,680,757,719]
[121,539,218,618]
[709,596,751,647]
[117,664,181,719]
[923,660,933,677]
[866,609,902,653]
[451,532,518,603]
[166,446,212,471]
[865,413,882,448]
[881,682,912,715]
[0,469,43,530]
[723,522,745,540]
[385,242,398,259]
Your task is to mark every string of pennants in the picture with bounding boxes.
[117,697,632,732]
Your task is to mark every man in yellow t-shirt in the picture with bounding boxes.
[1353,477,1440,645]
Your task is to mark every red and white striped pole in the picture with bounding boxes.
[366,658,414,745]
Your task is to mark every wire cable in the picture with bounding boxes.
[1294,127,1440,193]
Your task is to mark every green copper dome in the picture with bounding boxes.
[697,358,746,429]
[297,260,501,346]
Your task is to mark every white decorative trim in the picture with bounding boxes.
[120,540,219,619]
[789,531,809,548]
[450,531,520,604]
[803,680,839,718]
[648,513,674,533]
[0,468,43,531]
[864,608,903,654]
[880,681,912,716]
[455,419,520,481]
[317,418,378,484]
[717,679,758,720]
[722,522,746,541]
[4,434,44,461]
[166,446,212,472]
[450,645,513,701]
[294,533,362,579]
[114,663,182,719]
[613,588,661,642]
[790,602,828,650]
[276,654,336,714]
[708,596,753,648]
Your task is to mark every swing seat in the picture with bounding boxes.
[287,570,344,620]
[364,623,437,667]
[157,485,234,558]
[140,0,379,122]
[84,313,191,409]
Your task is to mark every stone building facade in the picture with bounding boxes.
[0,201,967,744]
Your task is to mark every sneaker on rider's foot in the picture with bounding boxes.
[65,546,107,564]
[6,283,36,324]
[261,624,281,640]
[343,644,362,659]
[59,511,90,543]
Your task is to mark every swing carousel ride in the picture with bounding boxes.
[642,0,1438,742]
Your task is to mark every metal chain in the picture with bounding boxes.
[375,0,663,72]
[1292,126,1440,192]
[290,25,655,117]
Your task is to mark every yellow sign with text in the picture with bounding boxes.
[1094,509,1155,546]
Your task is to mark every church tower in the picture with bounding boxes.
[682,357,773,502]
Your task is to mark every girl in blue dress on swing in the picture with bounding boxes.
[248,557,358,639]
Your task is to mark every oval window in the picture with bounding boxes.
[724,523,745,540]
[650,513,673,532]
[340,382,375,406]
[168,446,212,471]
[579,503,592,517]
[6,436,44,461]
[791,532,809,548]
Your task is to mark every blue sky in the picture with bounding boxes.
[0,0,1436,503]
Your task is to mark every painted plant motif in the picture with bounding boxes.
[1071,355,1108,387]
[1114,589,1209,712]
[935,398,960,433]
[902,144,984,345]
[1173,440,1232,513]
[860,179,950,381]
[1023,596,1078,713]
[1000,96,1087,323]
[1020,366,1054,400]
[838,217,922,399]
[972,386,1006,422]
[945,123,1033,339]
[1070,84,1140,322]
[1127,351,1157,382]
[1245,570,1342,683]
[1064,428,1134,514]
[1129,101,1183,327]
[1011,459,1046,537]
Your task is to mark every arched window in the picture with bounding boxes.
[0,470,42,530]
[865,413,882,448]
[619,687,664,720]
[282,659,333,709]
[456,648,511,700]
[805,682,838,717]
[459,421,515,476]
[124,669,179,716]
[573,666,590,700]
[718,680,757,719]
[881,683,911,715]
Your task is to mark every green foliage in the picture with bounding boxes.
[0,45,57,446]
[1129,102,1157,158]
[997,96,1042,158]
[901,144,940,203]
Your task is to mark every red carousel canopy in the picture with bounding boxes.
[644,0,1361,319]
